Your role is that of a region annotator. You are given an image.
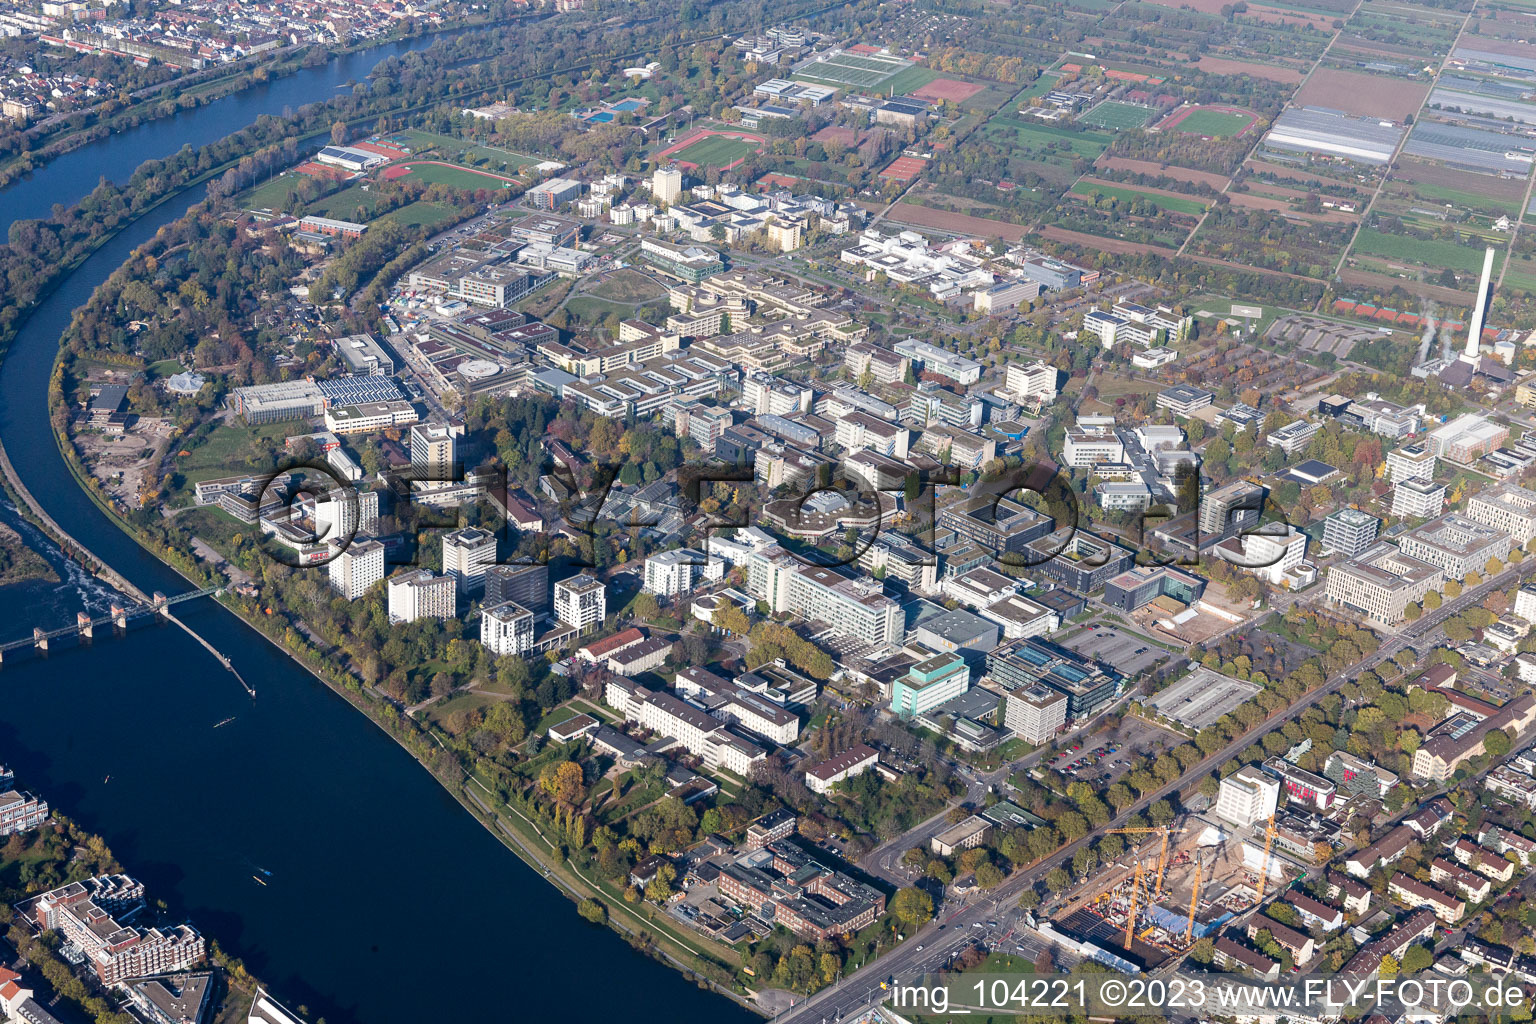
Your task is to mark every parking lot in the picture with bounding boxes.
[1055,622,1168,678]
[1043,717,1183,787]
[1147,666,1262,730]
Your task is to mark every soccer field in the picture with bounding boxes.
[1175,109,1253,136]
[793,51,913,88]
[673,135,758,168]
[1079,100,1155,130]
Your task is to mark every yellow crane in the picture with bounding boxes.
[1254,814,1278,901]
[1106,826,1188,900]
[1123,860,1144,951]
[1184,861,1203,944]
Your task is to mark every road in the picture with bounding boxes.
[773,554,1536,1024]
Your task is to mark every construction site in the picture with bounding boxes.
[1050,817,1295,969]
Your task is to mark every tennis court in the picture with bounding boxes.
[1079,100,1155,130]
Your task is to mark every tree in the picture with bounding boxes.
[633,592,660,621]
[891,887,934,929]
[1486,727,1512,759]
[976,861,1005,889]
[577,898,607,923]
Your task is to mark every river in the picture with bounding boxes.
[0,30,471,240]
[0,34,758,1024]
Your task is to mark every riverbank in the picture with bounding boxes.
[0,16,508,192]
[0,520,55,588]
[40,344,768,1015]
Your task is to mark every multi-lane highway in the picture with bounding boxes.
[772,555,1536,1024]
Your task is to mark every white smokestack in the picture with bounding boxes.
[1464,245,1497,362]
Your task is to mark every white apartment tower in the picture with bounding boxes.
[555,573,606,632]
[327,538,385,601]
[1385,444,1436,484]
[410,422,462,485]
[480,601,535,656]
[314,488,379,541]
[1215,765,1280,827]
[653,164,682,205]
[442,527,497,593]
[387,569,457,623]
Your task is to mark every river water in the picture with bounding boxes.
[0,33,756,1024]
[0,31,463,239]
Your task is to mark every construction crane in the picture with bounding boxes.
[1184,861,1203,944]
[1254,814,1278,902]
[1123,860,1144,951]
[1106,826,1188,901]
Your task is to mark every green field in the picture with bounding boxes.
[791,52,914,88]
[1175,109,1252,136]
[1398,180,1521,215]
[390,162,520,191]
[1502,254,1536,293]
[1078,100,1155,130]
[885,65,941,96]
[985,117,1111,159]
[1352,228,1496,273]
[308,181,381,220]
[672,135,758,168]
[378,201,460,229]
[1015,72,1062,104]
[392,130,543,171]
[242,172,313,212]
[1071,181,1209,214]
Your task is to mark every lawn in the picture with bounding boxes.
[673,135,758,168]
[585,269,665,302]
[171,421,292,495]
[885,64,941,96]
[1351,228,1495,273]
[307,181,381,221]
[377,200,460,230]
[1070,181,1208,214]
[1175,109,1252,136]
[1015,73,1061,104]
[1078,100,1155,130]
[386,162,520,191]
[242,172,312,212]
[984,117,1110,160]
[566,296,669,322]
[394,130,543,171]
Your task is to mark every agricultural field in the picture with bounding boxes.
[986,117,1111,162]
[1186,206,1355,277]
[1078,100,1156,130]
[1295,67,1431,121]
[1349,227,1501,279]
[1069,180,1210,215]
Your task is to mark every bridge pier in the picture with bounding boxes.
[77,612,92,640]
[32,627,46,652]
[110,603,127,630]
